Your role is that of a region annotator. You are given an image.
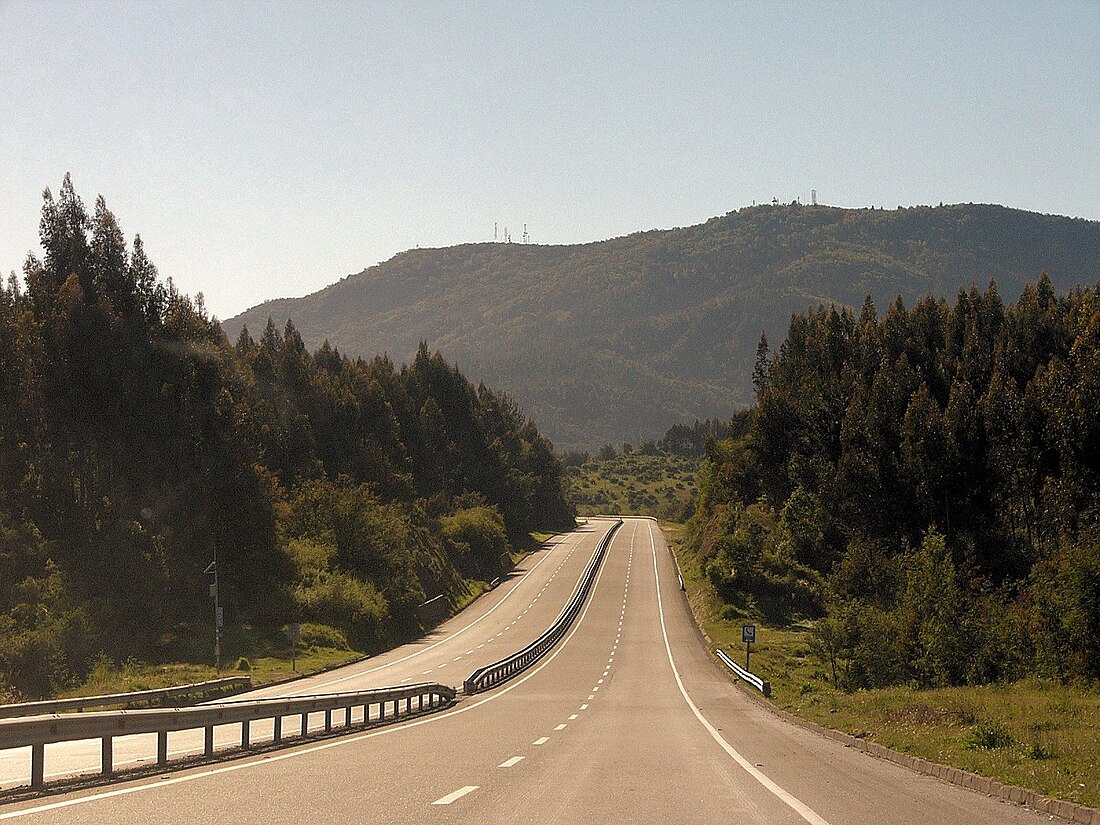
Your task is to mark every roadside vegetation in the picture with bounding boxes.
[669,275,1100,809]
[0,177,575,701]
[669,524,1100,810]
[46,530,554,705]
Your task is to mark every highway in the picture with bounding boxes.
[0,520,614,791]
[0,518,1056,823]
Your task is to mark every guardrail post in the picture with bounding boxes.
[300,712,308,737]
[30,742,44,788]
[157,730,168,764]
[204,725,214,756]
[101,736,113,776]
[324,709,332,732]
[273,715,282,743]
[378,701,384,721]
[241,720,250,749]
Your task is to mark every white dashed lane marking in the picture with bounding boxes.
[432,786,479,805]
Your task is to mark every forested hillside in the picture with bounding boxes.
[685,275,1100,688]
[224,203,1100,450]
[0,177,574,698]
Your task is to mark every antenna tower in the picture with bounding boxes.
[494,222,498,241]
[811,189,818,206]
[522,224,529,244]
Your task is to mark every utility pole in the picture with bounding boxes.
[205,549,222,672]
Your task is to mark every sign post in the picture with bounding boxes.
[205,555,221,673]
[286,623,301,672]
[742,624,756,670]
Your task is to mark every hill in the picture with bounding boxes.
[223,203,1100,450]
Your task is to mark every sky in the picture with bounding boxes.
[2,1,1098,320]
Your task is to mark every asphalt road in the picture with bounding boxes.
[0,518,1057,824]
[0,519,615,791]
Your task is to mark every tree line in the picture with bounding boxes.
[686,274,1100,688]
[0,177,574,698]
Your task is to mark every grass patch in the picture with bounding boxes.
[60,642,367,702]
[668,527,1100,810]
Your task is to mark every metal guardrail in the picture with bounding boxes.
[0,682,455,789]
[0,677,252,719]
[716,648,771,697]
[463,519,623,694]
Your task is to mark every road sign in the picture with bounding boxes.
[742,624,756,644]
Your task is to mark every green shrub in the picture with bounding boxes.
[294,571,389,648]
[235,657,251,672]
[440,506,510,576]
[966,720,1014,750]
[298,622,350,650]
[1025,740,1054,760]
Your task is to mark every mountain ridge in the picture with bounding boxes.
[223,203,1100,450]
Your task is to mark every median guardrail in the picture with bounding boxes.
[0,682,455,790]
[0,677,253,719]
[716,648,771,697]
[463,519,623,694]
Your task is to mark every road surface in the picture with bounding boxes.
[0,518,1054,824]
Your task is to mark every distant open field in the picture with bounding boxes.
[565,451,697,519]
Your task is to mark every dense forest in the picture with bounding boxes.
[225,202,1100,450]
[687,275,1100,688]
[0,177,574,698]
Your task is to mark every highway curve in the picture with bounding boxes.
[0,519,1057,824]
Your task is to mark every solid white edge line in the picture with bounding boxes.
[645,520,832,825]
[0,521,624,821]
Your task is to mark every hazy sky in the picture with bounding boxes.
[2,1,1098,320]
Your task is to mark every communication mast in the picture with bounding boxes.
[811,189,818,206]
[494,222,498,241]
[522,224,529,244]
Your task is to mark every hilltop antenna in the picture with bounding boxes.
[811,189,818,206]
[494,222,498,241]
[522,224,529,244]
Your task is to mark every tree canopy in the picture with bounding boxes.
[0,177,574,698]
[687,275,1100,687]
